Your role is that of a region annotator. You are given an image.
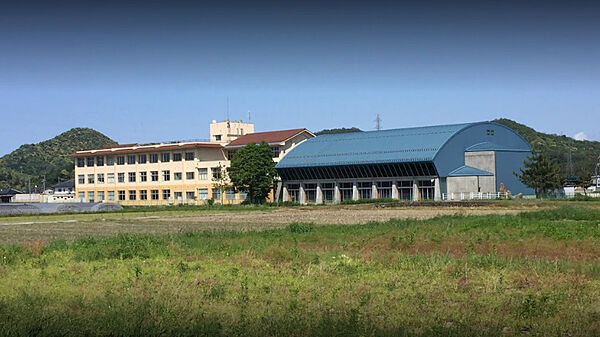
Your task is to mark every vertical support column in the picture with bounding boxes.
[412,179,419,201]
[282,186,289,202]
[372,182,378,199]
[434,177,441,201]
[316,183,323,204]
[299,184,306,204]
[352,182,359,201]
[334,182,340,204]
[391,182,398,199]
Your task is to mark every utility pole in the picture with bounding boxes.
[374,114,382,131]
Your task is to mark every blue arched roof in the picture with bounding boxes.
[276,121,530,176]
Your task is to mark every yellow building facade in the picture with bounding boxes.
[73,122,314,205]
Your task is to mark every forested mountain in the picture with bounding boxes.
[493,119,599,182]
[0,128,116,191]
[314,127,363,135]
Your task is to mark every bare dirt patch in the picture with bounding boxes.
[0,204,534,243]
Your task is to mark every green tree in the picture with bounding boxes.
[515,151,562,197]
[229,142,277,204]
[211,163,230,205]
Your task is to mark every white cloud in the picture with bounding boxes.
[573,132,588,141]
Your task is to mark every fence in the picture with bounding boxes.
[442,192,510,201]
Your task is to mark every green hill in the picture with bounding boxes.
[314,127,363,136]
[494,118,600,183]
[0,128,116,191]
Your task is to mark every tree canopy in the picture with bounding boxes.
[228,142,277,203]
[515,151,562,197]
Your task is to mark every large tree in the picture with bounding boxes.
[515,151,562,197]
[229,142,277,204]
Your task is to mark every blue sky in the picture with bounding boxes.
[1,0,599,155]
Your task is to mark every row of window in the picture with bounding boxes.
[285,180,434,202]
[79,188,246,202]
[77,168,222,184]
[77,152,196,167]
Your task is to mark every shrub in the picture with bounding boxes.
[288,222,314,234]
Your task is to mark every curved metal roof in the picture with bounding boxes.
[276,122,474,168]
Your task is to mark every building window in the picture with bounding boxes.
[162,189,171,200]
[138,154,147,164]
[97,191,105,201]
[227,150,236,160]
[151,189,159,200]
[162,170,170,181]
[107,173,115,184]
[129,190,136,200]
[198,168,208,180]
[127,155,136,165]
[174,172,182,181]
[185,152,194,160]
[377,181,392,199]
[287,184,299,202]
[78,175,85,184]
[226,188,235,200]
[271,147,280,158]
[117,156,125,165]
[140,172,147,182]
[198,189,208,200]
[186,191,195,200]
[149,153,158,163]
[215,135,221,141]
[211,188,221,202]
[151,171,158,182]
[418,180,435,200]
[118,173,125,183]
[118,190,125,201]
[88,191,95,202]
[108,191,115,201]
[87,157,95,167]
[161,153,170,162]
[212,167,221,180]
[77,158,85,167]
[128,172,136,182]
[398,181,413,200]
[173,153,182,162]
[97,174,105,184]
[139,190,147,200]
[185,172,195,180]
[78,192,85,200]
[486,129,495,136]
[88,174,95,184]
[304,183,317,203]
[107,156,115,165]
[358,182,372,199]
[96,156,104,166]
[174,191,182,200]
[321,183,334,202]
[339,182,354,202]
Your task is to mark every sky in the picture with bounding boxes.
[1,0,599,155]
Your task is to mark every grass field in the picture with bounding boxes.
[1,203,600,336]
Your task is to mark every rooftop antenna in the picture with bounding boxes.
[567,147,574,177]
[226,96,230,121]
[374,114,382,131]
[248,110,251,122]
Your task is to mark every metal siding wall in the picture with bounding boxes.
[433,123,530,177]
[495,151,535,195]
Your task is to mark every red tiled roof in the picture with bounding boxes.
[226,129,310,147]
[71,142,223,157]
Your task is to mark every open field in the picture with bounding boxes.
[2,202,600,336]
[2,199,597,244]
